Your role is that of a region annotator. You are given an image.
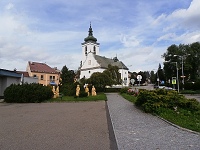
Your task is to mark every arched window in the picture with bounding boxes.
[93,46,96,54]
[85,46,87,56]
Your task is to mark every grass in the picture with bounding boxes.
[121,93,137,103]
[121,93,200,133]
[158,107,200,132]
[46,93,107,102]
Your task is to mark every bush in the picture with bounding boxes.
[120,87,129,94]
[135,89,200,113]
[4,83,53,103]
[79,91,88,97]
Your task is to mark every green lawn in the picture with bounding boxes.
[121,93,137,103]
[47,93,107,102]
[121,93,200,132]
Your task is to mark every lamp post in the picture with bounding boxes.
[174,54,190,90]
[165,61,179,93]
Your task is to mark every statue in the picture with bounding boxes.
[56,86,59,98]
[91,85,96,96]
[85,85,89,96]
[52,86,56,98]
[76,85,80,97]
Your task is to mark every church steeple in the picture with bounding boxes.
[84,23,97,42]
[82,23,100,62]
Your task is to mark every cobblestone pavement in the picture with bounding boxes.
[0,102,110,150]
[106,93,200,150]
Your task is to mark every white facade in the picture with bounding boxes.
[80,24,130,86]
[82,41,100,63]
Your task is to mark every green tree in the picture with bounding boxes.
[60,65,76,96]
[162,42,200,83]
[87,72,112,92]
[103,64,121,85]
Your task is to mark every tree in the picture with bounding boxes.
[103,64,121,85]
[87,72,112,92]
[60,65,76,96]
[162,42,200,82]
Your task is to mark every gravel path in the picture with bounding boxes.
[106,93,200,150]
[0,102,110,150]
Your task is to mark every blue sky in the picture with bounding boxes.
[0,0,200,72]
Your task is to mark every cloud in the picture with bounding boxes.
[5,3,14,10]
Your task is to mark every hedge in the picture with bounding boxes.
[4,83,53,103]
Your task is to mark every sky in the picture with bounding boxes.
[0,0,200,72]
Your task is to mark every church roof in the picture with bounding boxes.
[84,23,97,42]
[94,55,128,70]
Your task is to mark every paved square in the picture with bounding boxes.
[0,102,110,150]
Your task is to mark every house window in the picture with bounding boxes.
[41,75,44,80]
[89,71,91,73]
[53,76,55,81]
[33,74,37,78]
[50,76,53,81]
[88,60,91,65]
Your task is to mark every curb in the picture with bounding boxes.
[105,101,118,150]
[156,115,200,135]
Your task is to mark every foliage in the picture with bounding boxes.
[162,42,200,83]
[4,83,53,103]
[103,64,122,85]
[121,93,137,103]
[184,80,200,91]
[158,107,200,132]
[104,88,121,93]
[60,65,76,96]
[134,89,200,132]
[135,89,200,113]
[60,65,75,85]
[87,72,112,92]
[120,87,130,94]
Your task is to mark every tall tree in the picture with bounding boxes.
[103,64,121,85]
[60,65,76,96]
[162,42,200,82]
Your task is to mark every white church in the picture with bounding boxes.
[79,24,130,86]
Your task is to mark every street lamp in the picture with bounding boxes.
[164,61,179,93]
[174,54,190,90]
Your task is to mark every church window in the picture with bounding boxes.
[93,46,96,54]
[85,46,87,56]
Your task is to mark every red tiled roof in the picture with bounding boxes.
[28,62,58,74]
[17,71,29,77]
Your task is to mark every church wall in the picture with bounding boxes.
[82,42,99,62]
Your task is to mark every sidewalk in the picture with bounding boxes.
[106,93,200,150]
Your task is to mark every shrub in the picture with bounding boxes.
[79,91,88,97]
[135,89,200,113]
[4,83,53,103]
[120,87,129,94]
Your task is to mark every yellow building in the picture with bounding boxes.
[26,61,60,86]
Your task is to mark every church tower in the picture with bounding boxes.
[81,23,100,62]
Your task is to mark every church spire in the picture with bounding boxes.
[84,23,97,42]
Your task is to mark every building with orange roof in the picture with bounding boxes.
[26,61,60,86]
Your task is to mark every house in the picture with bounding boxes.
[17,71,38,84]
[26,61,60,86]
[0,69,21,97]
[80,24,129,86]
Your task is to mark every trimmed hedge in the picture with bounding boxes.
[135,89,200,113]
[4,83,53,103]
